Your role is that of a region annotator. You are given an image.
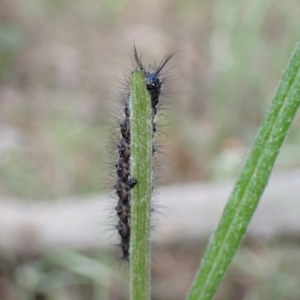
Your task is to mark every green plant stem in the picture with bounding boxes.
[187,42,300,300]
[129,71,152,300]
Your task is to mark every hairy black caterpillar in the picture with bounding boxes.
[114,47,173,260]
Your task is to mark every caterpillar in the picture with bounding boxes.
[114,47,173,260]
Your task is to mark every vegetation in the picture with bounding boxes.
[1,0,300,299]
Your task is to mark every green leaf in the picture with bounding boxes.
[187,42,300,300]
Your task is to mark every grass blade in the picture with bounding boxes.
[187,42,300,300]
[130,70,153,300]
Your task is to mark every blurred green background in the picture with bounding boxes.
[0,0,300,299]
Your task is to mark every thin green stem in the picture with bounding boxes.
[187,42,300,300]
[129,71,152,300]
